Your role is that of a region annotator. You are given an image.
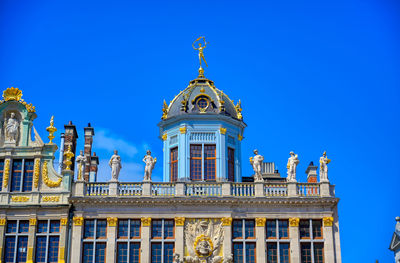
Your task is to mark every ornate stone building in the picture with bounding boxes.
[0,68,341,262]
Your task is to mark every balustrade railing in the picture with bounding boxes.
[297,183,320,197]
[185,183,222,196]
[119,183,142,196]
[152,183,175,196]
[264,184,288,196]
[86,183,109,196]
[231,183,255,196]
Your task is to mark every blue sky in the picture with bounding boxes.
[1,0,399,261]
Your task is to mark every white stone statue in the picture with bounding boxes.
[287,151,299,182]
[319,151,331,182]
[5,112,19,143]
[143,150,156,182]
[75,150,86,181]
[250,149,264,182]
[109,150,122,181]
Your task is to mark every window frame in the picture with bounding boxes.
[190,144,217,181]
[170,147,178,182]
[10,159,34,192]
[150,219,175,263]
[116,219,141,263]
[232,219,256,263]
[82,219,107,263]
[227,147,235,182]
[265,219,290,263]
[35,220,60,263]
[300,219,325,263]
[4,220,29,263]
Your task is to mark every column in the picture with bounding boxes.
[323,217,335,263]
[70,216,84,263]
[178,126,187,181]
[0,218,6,260]
[218,127,227,181]
[221,217,232,259]
[58,218,69,263]
[289,218,300,263]
[141,217,151,263]
[106,217,118,263]
[27,218,37,263]
[255,218,266,262]
[174,217,185,258]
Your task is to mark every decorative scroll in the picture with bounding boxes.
[221,217,232,226]
[42,161,62,188]
[175,217,185,226]
[73,217,83,226]
[289,217,300,227]
[11,196,29,202]
[29,218,37,226]
[60,218,68,226]
[141,217,151,227]
[323,217,334,227]
[42,196,60,202]
[107,217,118,227]
[256,218,266,227]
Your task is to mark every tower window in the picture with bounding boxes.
[190,144,216,181]
[228,148,235,182]
[170,147,178,182]
[195,96,210,113]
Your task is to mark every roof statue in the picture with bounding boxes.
[389,217,400,263]
[193,36,208,78]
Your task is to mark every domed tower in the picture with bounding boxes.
[158,66,246,182]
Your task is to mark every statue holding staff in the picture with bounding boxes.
[193,37,208,68]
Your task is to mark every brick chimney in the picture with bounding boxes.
[63,121,78,171]
[83,123,95,182]
[305,161,318,183]
[90,152,99,182]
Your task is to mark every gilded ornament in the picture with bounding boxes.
[107,217,118,227]
[27,247,34,263]
[219,128,227,135]
[193,234,213,257]
[11,196,30,202]
[221,217,232,226]
[59,247,65,263]
[193,36,208,69]
[161,100,169,119]
[179,127,187,134]
[289,217,300,227]
[323,217,334,227]
[200,87,205,93]
[162,133,168,141]
[42,196,60,202]
[3,87,22,101]
[73,216,83,226]
[29,218,37,226]
[141,217,151,227]
[256,218,266,227]
[235,100,243,120]
[42,161,62,188]
[237,134,243,141]
[46,116,57,144]
[0,218,6,225]
[33,158,40,188]
[3,159,10,187]
[60,218,68,226]
[175,217,185,226]
[63,145,74,171]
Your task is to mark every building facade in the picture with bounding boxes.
[0,67,341,263]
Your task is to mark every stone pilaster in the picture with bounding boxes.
[323,217,335,263]
[175,217,185,257]
[221,217,232,260]
[27,217,37,263]
[289,218,300,263]
[58,218,69,263]
[70,216,84,263]
[106,217,118,263]
[255,218,266,262]
[0,218,6,260]
[141,217,151,263]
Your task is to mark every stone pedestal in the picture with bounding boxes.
[74,180,86,197]
[175,182,185,196]
[109,181,118,196]
[254,182,264,197]
[320,182,331,197]
[287,182,297,197]
[142,182,151,196]
[222,182,231,196]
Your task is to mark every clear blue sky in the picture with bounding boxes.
[1,0,399,261]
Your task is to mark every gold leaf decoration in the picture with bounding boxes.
[42,161,62,188]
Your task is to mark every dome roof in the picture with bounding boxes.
[161,73,243,121]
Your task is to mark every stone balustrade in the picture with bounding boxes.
[74,181,335,198]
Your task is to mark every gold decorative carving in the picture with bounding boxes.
[162,133,168,141]
[237,134,243,141]
[235,100,243,120]
[29,218,37,226]
[63,145,74,171]
[3,87,22,101]
[141,217,151,227]
[11,196,29,202]
[46,116,57,144]
[289,217,300,227]
[323,217,334,227]
[42,196,60,202]
[73,216,83,226]
[219,128,227,135]
[3,159,10,187]
[161,100,169,120]
[179,127,187,134]
[0,218,6,225]
[256,218,266,227]
[60,218,68,226]
[194,234,213,257]
[59,247,65,263]
[27,247,34,263]
[42,161,62,187]
[34,158,40,188]
[221,217,232,226]
[200,87,205,93]
[175,217,185,226]
[107,217,118,227]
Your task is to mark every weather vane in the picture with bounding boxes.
[193,37,208,76]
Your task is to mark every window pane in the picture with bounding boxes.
[117,243,128,263]
[84,220,95,238]
[301,243,312,263]
[266,220,276,238]
[245,243,256,263]
[22,160,34,192]
[95,243,106,263]
[5,236,16,263]
[16,236,28,263]
[267,243,277,263]
[164,243,174,263]
[35,236,47,263]
[232,220,243,239]
[204,145,216,181]
[170,147,178,182]
[190,145,202,181]
[164,220,174,239]
[48,236,59,263]
[18,221,29,233]
[129,243,140,263]
[228,148,235,182]
[37,221,48,233]
[0,159,4,189]
[245,220,255,238]
[233,243,244,263]
[130,220,141,238]
[118,220,129,238]
[279,243,290,263]
[6,220,17,233]
[82,243,94,263]
[151,243,162,263]
[312,220,323,239]
[299,220,310,239]
[11,160,22,192]
[152,220,163,238]
[278,220,289,238]
[314,243,324,263]
[50,220,60,233]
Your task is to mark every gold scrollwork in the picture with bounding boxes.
[60,218,68,226]
[3,159,10,187]
[235,100,243,120]
[289,217,300,227]
[175,217,185,226]
[0,218,6,225]
[256,218,266,227]
[11,196,29,202]
[161,100,169,120]
[73,216,83,226]
[219,128,227,135]
[221,217,232,226]
[42,196,60,202]
[42,161,62,188]
[107,217,118,227]
[323,217,334,227]
[29,218,37,226]
[34,159,40,188]
[141,217,151,227]
[1,87,36,113]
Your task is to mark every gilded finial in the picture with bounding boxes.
[161,100,169,119]
[63,145,74,171]
[46,116,57,144]
[235,100,243,120]
[3,87,22,101]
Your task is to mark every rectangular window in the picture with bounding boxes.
[232,220,243,239]
[267,243,277,263]
[4,220,29,263]
[278,220,288,239]
[279,243,290,263]
[0,159,4,189]
[150,219,175,263]
[170,147,178,182]
[204,145,216,181]
[245,243,256,263]
[301,243,312,263]
[228,148,235,182]
[300,219,325,263]
[312,220,323,239]
[190,144,217,181]
[244,220,255,239]
[232,219,256,263]
[83,219,107,263]
[233,243,244,263]
[266,220,276,239]
[190,145,202,181]
[10,159,34,192]
[117,219,141,263]
[266,219,290,263]
[35,220,60,263]
[313,243,324,263]
[300,220,310,239]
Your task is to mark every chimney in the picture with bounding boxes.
[63,121,78,171]
[90,152,99,182]
[83,123,95,182]
[305,161,318,183]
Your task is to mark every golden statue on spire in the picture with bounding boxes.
[193,37,208,69]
